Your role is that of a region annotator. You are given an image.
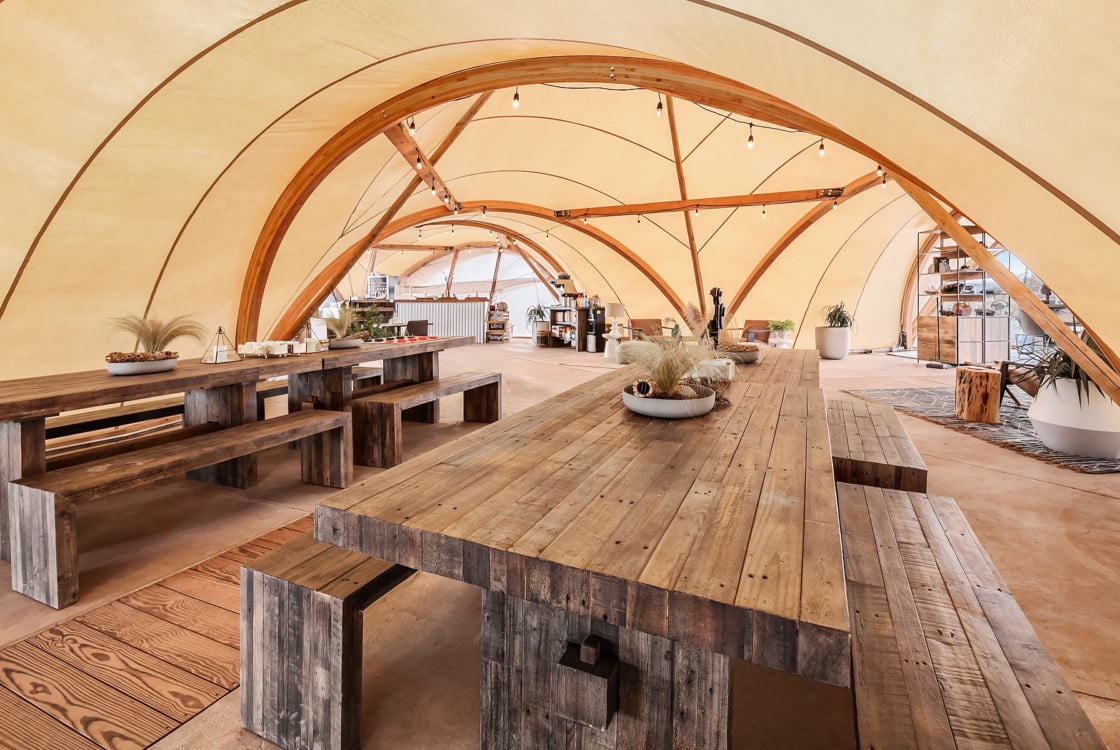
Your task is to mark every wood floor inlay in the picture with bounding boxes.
[0,514,312,748]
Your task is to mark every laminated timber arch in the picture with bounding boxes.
[268,216,567,339]
[237,54,904,341]
[266,200,682,339]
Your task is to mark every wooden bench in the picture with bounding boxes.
[828,398,928,492]
[240,533,415,750]
[353,371,501,468]
[838,482,1104,749]
[8,410,352,608]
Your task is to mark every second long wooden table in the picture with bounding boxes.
[315,348,844,747]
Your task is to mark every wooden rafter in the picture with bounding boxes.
[488,248,503,299]
[725,170,885,320]
[898,177,1120,404]
[556,187,844,221]
[443,248,461,297]
[383,123,459,209]
[238,91,491,341]
[666,95,705,316]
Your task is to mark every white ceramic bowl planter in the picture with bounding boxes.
[622,384,716,419]
[1028,379,1120,458]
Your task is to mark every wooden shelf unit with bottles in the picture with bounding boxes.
[915,228,1011,365]
[486,305,510,343]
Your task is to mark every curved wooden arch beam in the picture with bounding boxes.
[899,177,1120,404]
[725,170,883,321]
[239,54,884,341]
[266,200,683,339]
[269,215,568,339]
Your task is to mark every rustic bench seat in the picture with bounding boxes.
[240,533,415,750]
[828,398,927,492]
[838,482,1104,749]
[353,371,501,467]
[9,409,352,608]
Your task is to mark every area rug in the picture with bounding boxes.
[844,387,1120,474]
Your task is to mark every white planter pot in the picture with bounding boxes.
[1028,379,1120,458]
[105,357,178,375]
[622,384,716,419]
[815,326,851,360]
[769,330,792,349]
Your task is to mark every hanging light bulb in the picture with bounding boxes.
[762,204,767,218]
[512,87,520,109]
[694,205,699,216]
[400,249,404,257]
[832,199,838,210]
[454,204,460,215]
[415,154,422,169]
[637,215,641,224]
[545,229,550,241]
[583,214,588,225]
[418,225,423,239]
[451,224,455,235]
[819,138,826,157]
[747,123,755,149]
[481,205,487,216]
[656,93,663,118]
[876,164,883,177]
[431,183,437,196]
[408,118,416,136]
[881,174,888,188]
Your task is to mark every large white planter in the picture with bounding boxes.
[1028,379,1120,458]
[815,326,851,360]
[622,384,715,419]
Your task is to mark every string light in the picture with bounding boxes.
[747,123,755,149]
[819,138,826,157]
[876,164,883,177]
[408,118,416,136]
[415,154,421,169]
[762,204,767,218]
[637,215,641,224]
[694,205,699,216]
[451,224,455,235]
[512,87,520,109]
[832,199,838,209]
[481,205,487,216]
[418,225,423,239]
[454,204,460,215]
[656,93,663,118]
[583,214,588,224]
[430,183,436,196]
[545,229,550,241]
[881,174,888,188]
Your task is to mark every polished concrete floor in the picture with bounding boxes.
[2,341,1117,748]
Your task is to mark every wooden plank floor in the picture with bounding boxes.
[0,514,313,749]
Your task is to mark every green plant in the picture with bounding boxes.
[823,302,854,328]
[351,310,397,339]
[525,303,548,327]
[1021,340,1111,405]
[768,319,795,333]
[110,314,207,353]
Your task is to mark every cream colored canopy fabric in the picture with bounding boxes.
[1,1,1117,377]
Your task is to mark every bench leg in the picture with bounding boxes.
[241,568,362,750]
[8,484,77,609]
[301,422,353,488]
[379,404,404,468]
[0,418,46,563]
[184,384,257,488]
[464,382,501,423]
[384,354,439,423]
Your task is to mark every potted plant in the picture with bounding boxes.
[815,302,854,360]
[324,307,362,348]
[622,336,718,419]
[526,303,549,344]
[768,319,795,349]
[106,314,207,374]
[1022,344,1120,458]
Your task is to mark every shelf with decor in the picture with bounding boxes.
[486,304,510,343]
[915,226,1011,365]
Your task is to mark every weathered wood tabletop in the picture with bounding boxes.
[315,348,848,745]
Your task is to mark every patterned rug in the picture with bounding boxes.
[845,387,1120,474]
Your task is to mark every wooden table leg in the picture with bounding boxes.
[481,590,730,749]
[184,384,256,487]
[383,353,439,423]
[291,367,355,479]
[0,419,46,562]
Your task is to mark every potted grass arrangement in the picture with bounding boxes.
[106,314,207,374]
[622,335,718,419]
[1023,342,1120,458]
[324,307,363,349]
[815,302,854,360]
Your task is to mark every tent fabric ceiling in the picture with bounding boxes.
[0,1,1117,377]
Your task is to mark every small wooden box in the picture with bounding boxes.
[551,639,620,730]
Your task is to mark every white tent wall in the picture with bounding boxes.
[1,2,1117,377]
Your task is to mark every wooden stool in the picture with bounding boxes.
[955,366,1001,423]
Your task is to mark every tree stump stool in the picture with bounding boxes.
[955,366,1001,423]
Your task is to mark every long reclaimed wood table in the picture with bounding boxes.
[0,336,473,563]
[315,348,847,747]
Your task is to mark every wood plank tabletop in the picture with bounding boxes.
[0,337,475,420]
[316,348,850,686]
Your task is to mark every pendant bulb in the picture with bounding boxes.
[454,204,460,215]
[656,94,663,118]
[747,123,755,150]
[819,138,826,157]
[416,154,421,169]
[408,118,416,136]
[431,184,436,196]
[512,87,520,110]
[694,205,699,216]
[762,204,767,218]
[832,199,838,210]
[876,164,883,177]
[881,174,888,188]
[451,224,455,235]
[583,214,588,225]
